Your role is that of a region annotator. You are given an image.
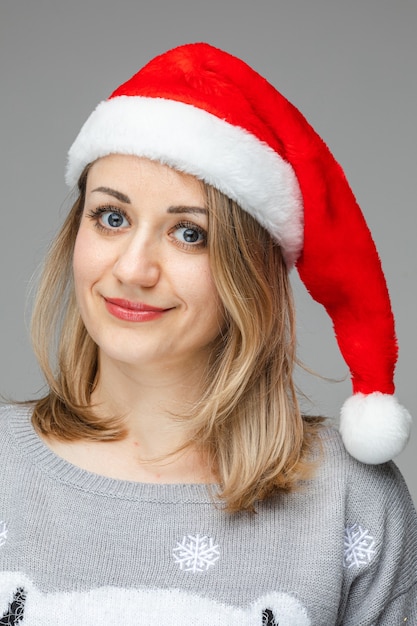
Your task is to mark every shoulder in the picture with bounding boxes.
[318,423,411,489]
[317,429,417,621]
[320,424,417,576]
[317,424,415,517]
[0,402,32,422]
[0,402,33,449]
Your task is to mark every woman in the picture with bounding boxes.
[0,42,415,624]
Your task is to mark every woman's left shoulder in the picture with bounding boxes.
[320,422,409,480]
[316,428,417,622]
[318,423,417,527]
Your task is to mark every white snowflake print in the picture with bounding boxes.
[173,534,220,573]
[0,521,8,548]
[344,523,376,568]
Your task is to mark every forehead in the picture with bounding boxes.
[86,154,205,203]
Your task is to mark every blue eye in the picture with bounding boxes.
[172,223,207,247]
[101,211,129,229]
[87,206,130,232]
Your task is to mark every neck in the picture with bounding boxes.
[91,352,207,461]
[42,353,216,484]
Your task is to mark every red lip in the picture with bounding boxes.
[105,298,166,312]
[104,298,171,322]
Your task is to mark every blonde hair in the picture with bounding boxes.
[30,168,323,512]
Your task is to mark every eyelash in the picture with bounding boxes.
[85,206,208,249]
[169,221,207,250]
[86,206,130,233]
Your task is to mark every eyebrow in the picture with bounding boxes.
[167,206,208,215]
[91,187,207,215]
[91,187,131,204]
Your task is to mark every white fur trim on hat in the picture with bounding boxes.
[340,392,412,464]
[66,96,304,266]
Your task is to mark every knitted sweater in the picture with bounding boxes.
[0,405,416,625]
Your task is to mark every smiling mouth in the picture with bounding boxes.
[104,298,172,322]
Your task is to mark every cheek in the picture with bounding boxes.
[72,229,104,306]
[184,262,223,323]
[73,228,109,290]
[175,259,216,302]
[73,231,90,291]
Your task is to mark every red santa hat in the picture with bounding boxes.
[66,42,411,464]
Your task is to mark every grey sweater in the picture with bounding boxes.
[0,404,416,625]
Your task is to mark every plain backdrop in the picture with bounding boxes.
[0,0,416,505]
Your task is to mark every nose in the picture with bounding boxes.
[112,232,161,288]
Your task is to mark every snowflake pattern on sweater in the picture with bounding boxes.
[173,534,220,572]
[343,524,376,568]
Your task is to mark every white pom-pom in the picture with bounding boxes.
[339,392,412,464]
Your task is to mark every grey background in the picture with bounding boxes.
[1,1,416,504]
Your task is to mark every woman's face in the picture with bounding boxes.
[73,154,223,374]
